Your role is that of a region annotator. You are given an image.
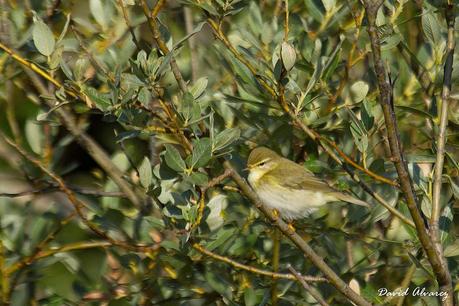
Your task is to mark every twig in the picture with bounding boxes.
[184,6,198,82]
[7,241,111,276]
[430,5,456,305]
[287,265,330,306]
[116,0,141,50]
[0,238,9,305]
[0,41,75,97]
[6,213,77,276]
[224,162,371,306]
[431,3,456,242]
[395,264,416,306]
[139,0,188,93]
[192,243,327,283]
[363,2,453,305]
[283,0,289,42]
[271,229,281,306]
[193,169,233,230]
[0,185,127,198]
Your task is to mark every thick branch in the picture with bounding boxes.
[363,2,453,305]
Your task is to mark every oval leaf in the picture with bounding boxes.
[139,157,153,188]
[281,42,296,71]
[33,20,55,56]
[164,144,186,172]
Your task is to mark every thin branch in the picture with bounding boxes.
[7,241,111,275]
[184,6,198,82]
[6,212,77,276]
[0,238,8,305]
[192,243,327,283]
[283,0,289,42]
[287,265,330,306]
[395,264,416,306]
[139,0,188,92]
[271,229,281,306]
[194,169,233,230]
[431,3,456,237]
[0,185,127,198]
[224,162,371,306]
[430,5,456,305]
[362,2,453,305]
[0,41,76,98]
[116,0,141,50]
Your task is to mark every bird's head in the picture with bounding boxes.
[246,147,281,185]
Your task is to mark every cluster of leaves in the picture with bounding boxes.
[0,0,458,305]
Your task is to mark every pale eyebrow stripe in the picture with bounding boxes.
[254,158,271,166]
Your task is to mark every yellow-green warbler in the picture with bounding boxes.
[247,147,369,220]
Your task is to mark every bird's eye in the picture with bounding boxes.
[259,162,266,167]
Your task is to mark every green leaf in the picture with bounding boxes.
[191,138,212,168]
[350,81,369,103]
[32,19,55,56]
[173,22,206,49]
[205,227,237,251]
[139,157,153,188]
[444,241,459,257]
[186,172,209,186]
[281,42,296,71]
[90,0,108,29]
[83,86,111,111]
[244,287,258,306]
[190,77,208,99]
[25,120,43,154]
[322,0,335,12]
[440,206,453,245]
[422,11,442,45]
[212,128,240,152]
[164,144,186,172]
[138,87,151,106]
[180,92,201,124]
[361,100,374,131]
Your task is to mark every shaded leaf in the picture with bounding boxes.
[33,19,55,56]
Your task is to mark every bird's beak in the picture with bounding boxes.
[243,165,252,172]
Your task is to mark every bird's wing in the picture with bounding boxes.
[270,159,336,193]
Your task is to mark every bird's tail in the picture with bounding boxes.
[333,192,370,208]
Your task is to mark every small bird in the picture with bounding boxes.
[246,147,369,220]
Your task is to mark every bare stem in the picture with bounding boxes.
[287,265,330,306]
[431,3,456,238]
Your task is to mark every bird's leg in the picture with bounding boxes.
[271,208,280,220]
[287,222,296,233]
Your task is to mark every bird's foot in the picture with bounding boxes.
[271,209,280,220]
[287,222,296,234]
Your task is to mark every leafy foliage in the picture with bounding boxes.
[0,0,458,305]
